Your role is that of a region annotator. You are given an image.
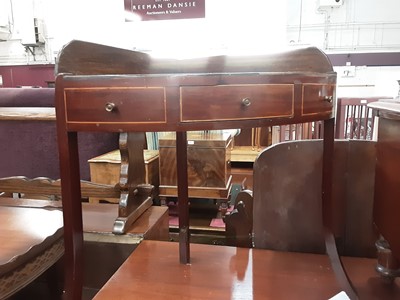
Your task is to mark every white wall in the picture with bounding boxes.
[0,0,287,64]
[1,0,400,60]
[335,65,400,98]
[0,0,399,97]
[287,0,400,52]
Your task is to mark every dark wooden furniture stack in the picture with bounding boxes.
[54,40,345,299]
[368,101,400,280]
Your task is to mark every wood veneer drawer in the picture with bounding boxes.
[64,87,166,124]
[180,84,294,122]
[302,84,334,116]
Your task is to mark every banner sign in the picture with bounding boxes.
[124,0,205,21]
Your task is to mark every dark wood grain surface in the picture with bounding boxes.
[0,204,63,276]
[372,102,400,262]
[94,240,400,300]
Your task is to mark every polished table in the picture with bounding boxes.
[0,198,169,293]
[0,197,169,241]
[94,240,400,300]
[0,199,64,299]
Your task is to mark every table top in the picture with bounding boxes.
[368,100,400,115]
[94,240,400,300]
[0,198,168,242]
[88,149,159,164]
[0,202,63,276]
[0,107,55,121]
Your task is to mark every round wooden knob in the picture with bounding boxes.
[105,102,116,112]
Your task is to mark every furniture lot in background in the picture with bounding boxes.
[335,97,392,140]
[93,137,400,299]
[0,177,169,299]
[224,139,400,298]
[88,149,159,204]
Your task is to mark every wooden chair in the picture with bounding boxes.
[0,176,118,299]
[335,97,392,140]
[252,139,377,256]
[92,139,400,299]
[226,139,377,254]
[225,139,400,298]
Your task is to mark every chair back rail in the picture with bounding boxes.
[236,139,378,257]
[0,176,119,200]
[335,97,392,140]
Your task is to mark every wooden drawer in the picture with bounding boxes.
[64,87,166,124]
[180,84,294,122]
[302,84,334,116]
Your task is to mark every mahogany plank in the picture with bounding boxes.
[94,240,400,300]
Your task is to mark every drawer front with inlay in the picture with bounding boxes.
[180,84,294,122]
[64,87,166,124]
[302,84,334,116]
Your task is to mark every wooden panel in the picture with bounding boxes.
[180,84,294,122]
[56,41,335,76]
[94,240,400,300]
[253,140,377,256]
[159,133,232,189]
[64,87,166,124]
[82,204,169,239]
[159,179,232,200]
[253,140,325,253]
[374,117,400,261]
[302,84,334,116]
[83,205,169,290]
